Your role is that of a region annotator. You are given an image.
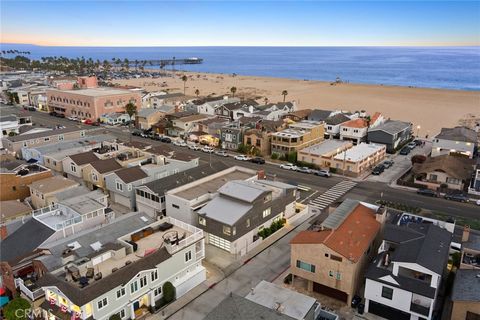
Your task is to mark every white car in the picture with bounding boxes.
[476,199,480,206]
[215,150,229,157]
[67,116,78,121]
[234,155,251,161]
[173,140,187,147]
[280,163,298,170]
[202,146,214,153]
[188,144,200,151]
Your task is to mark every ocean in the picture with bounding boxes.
[1,44,479,91]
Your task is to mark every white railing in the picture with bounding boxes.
[164,217,204,254]
[15,278,44,301]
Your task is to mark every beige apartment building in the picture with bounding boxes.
[298,140,353,169]
[271,120,324,156]
[330,143,386,177]
[290,199,381,305]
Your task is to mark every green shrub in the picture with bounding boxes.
[109,314,122,320]
[4,297,31,320]
[162,281,176,303]
[287,152,297,163]
[271,153,279,160]
[329,167,337,174]
[258,218,286,239]
[279,154,287,161]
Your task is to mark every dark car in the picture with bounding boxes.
[444,193,469,203]
[251,157,265,164]
[49,111,57,116]
[382,160,394,168]
[372,165,385,175]
[399,147,410,155]
[351,295,362,308]
[160,137,172,143]
[27,106,36,111]
[414,139,423,146]
[417,189,438,197]
[132,129,143,136]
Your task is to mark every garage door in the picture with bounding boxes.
[208,234,231,252]
[112,193,131,209]
[368,301,410,320]
[313,282,348,303]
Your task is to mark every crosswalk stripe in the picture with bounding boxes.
[308,180,357,211]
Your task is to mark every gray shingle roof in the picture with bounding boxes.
[69,151,99,166]
[325,113,351,125]
[308,109,332,122]
[451,269,480,301]
[368,120,412,135]
[115,166,148,184]
[90,158,122,174]
[142,161,229,195]
[203,294,296,320]
[435,126,478,143]
[6,127,85,142]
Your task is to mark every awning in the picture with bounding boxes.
[0,296,10,308]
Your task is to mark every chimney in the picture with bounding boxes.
[462,225,471,242]
[376,205,387,224]
[0,224,7,240]
[257,170,265,180]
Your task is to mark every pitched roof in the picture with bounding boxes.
[36,247,171,306]
[6,126,85,143]
[325,113,351,125]
[89,158,122,174]
[177,114,208,122]
[285,109,312,119]
[142,162,229,195]
[413,155,475,180]
[203,294,296,320]
[137,108,161,118]
[291,200,380,263]
[368,120,412,135]
[0,219,55,264]
[451,269,480,302]
[308,109,332,121]
[29,176,79,194]
[115,166,148,183]
[341,118,368,129]
[69,151,99,166]
[435,126,478,143]
[0,200,31,221]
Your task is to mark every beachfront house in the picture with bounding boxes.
[339,112,384,144]
[367,120,413,153]
[270,120,325,157]
[324,113,353,139]
[431,126,477,159]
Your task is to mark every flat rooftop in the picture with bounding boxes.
[48,87,138,97]
[172,169,255,200]
[333,143,385,162]
[272,129,308,139]
[289,120,323,130]
[300,140,352,156]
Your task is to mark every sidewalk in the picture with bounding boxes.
[151,207,315,319]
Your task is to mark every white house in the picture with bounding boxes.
[340,112,384,144]
[364,223,451,320]
[431,126,477,159]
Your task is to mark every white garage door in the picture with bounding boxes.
[208,234,231,252]
[112,193,132,209]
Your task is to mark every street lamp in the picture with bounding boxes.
[416,125,421,138]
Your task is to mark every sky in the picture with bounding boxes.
[1,1,479,47]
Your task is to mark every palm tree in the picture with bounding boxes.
[264,97,269,105]
[194,89,200,97]
[124,102,137,124]
[230,86,237,98]
[281,90,288,102]
[124,58,130,72]
[181,75,188,94]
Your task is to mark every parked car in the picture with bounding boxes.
[201,146,214,153]
[296,167,312,174]
[251,157,266,164]
[444,193,469,203]
[188,144,200,151]
[234,155,251,161]
[280,163,298,170]
[214,150,229,157]
[417,189,438,197]
[67,116,78,121]
[399,147,411,155]
[382,160,394,168]
[476,199,480,206]
[27,106,36,111]
[160,137,172,143]
[314,170,331,177]
[132,129,143,136]
[351,295,362,308]
[89,121,100,126]
[173,140,187,147]
[407,141,417,149]
[372,165,385,175]
[414,139,423,146]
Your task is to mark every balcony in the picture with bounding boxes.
[410,302,430,317]
[15,278,44,301]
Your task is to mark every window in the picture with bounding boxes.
[127,184,132,191]
[97,297,108,309]
[139,275,147,288]
[44,137,50,142]
[330,255,343,262]
[154,287,162,296]
[381,286,393,300]
[296,260,315,273]
[92,173,98,182]
[151,270,158,282]
[80,131,85,137]
[429,174,438,181]
[262,207,271,218]
[246,218,250,228]
[116,181,123,191]
[172,204,179,209]
[198,216,206,226]
[58,135,64,141]
[70,164,76,173]
[116,288,126,299]
[12,186,16,191]
[119,309,126,319]
[223,225,231,236]
[185,251,192,262]
[336,272,342,280]
[130,281,138,293]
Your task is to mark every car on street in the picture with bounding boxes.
[407,142,417,149]
[314,169,331,177]
[399,147,411,155]
[296,167,312,174]
[160,137,172,143]
[417,189,438,197]
[234,155,251,161]
[214,150,229,157]
[132,129,143,136]
[251,157,265,164]
[173,140,187,147]
[188,144,200,151]
[382,160,394,168]
[414,139,423,146]
[67,116,78,121]
[444,193,469,203]
[372,165,385,175]
[280,163,298,170]
[202,146,214,153]
[476,199,480,206]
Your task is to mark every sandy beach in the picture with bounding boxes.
[115,72,480,136]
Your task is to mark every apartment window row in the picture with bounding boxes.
[136,189,162,203]
[262,207,271,218]
[97,297,108,309]
[296,260,315,273]
[50,97,90,107]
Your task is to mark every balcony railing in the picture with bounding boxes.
[15,278,44,301]
[410,302,430,317]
